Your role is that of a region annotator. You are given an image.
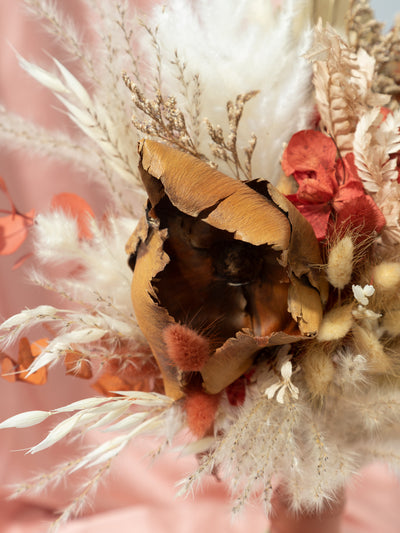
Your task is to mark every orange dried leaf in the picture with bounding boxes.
[64,351,93,379]
[18,366,48,385]
[1,355,18,382]
[30,338,49,358]
[0,209,35,255]
[92,374,130,397]
[51,192,94,239]
[18,337,48,385]
[18,337,34,368]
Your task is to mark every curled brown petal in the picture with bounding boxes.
[128,140,327,398]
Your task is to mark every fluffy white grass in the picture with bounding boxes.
[145,0,316,183]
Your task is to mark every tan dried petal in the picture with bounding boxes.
[139,140,290,249]
[128,140,327,398]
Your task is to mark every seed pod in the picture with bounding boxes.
[127,140,327,398]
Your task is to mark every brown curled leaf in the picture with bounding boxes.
[127,140,327,399]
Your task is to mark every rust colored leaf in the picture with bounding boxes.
[0,209,35,255]
[0,338,48,385]
[17,337,48,385]
[51,192,94,239]
[0,355,18,382]
[64,351,93,379]
[92,374,130,397]
[30,338,49,357]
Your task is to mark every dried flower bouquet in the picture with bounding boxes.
[1,0,400,530]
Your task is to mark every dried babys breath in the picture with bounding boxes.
[127,140,327,399]
[123,72,202,161]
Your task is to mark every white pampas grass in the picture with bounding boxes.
[143,0,316,183]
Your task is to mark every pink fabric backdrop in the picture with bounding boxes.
[0,2,399,532]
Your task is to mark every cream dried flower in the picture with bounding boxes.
[264,358,300,404]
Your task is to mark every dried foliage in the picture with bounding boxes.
[205,92,258,180]
[123,72,204,160]
[123,72,258,180]
[2,0,400,529]
[309,21,389,154]
[347,0,400,109]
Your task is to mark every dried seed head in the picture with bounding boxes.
[163,324,210,371]
[302,344,335,398]
[382,310,400,336]
[317,304,354,341]
[372,262,400,291]
[327,236,354,289]
[185,391,220,437]
[352,324,392,373]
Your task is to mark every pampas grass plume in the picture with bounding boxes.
[302,343,335,397]
[317,304,354,341]
[326,236,354,289]
[372,262,400,292]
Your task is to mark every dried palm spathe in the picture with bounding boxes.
[127,140,327,399]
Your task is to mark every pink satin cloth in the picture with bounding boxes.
[1,2,400,532]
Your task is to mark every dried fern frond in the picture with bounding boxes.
[347,0,400,109]
[354,108,400,246]
[309,21,389,154]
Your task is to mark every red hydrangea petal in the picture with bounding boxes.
[333,193,386,237]
[286,197,331,240]
[282,130,337,175]
[296,165,337,203]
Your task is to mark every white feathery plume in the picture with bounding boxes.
[143,0,316,183]
[17,55,140,186]
[23,0,96,75]
[0,106,105,176]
